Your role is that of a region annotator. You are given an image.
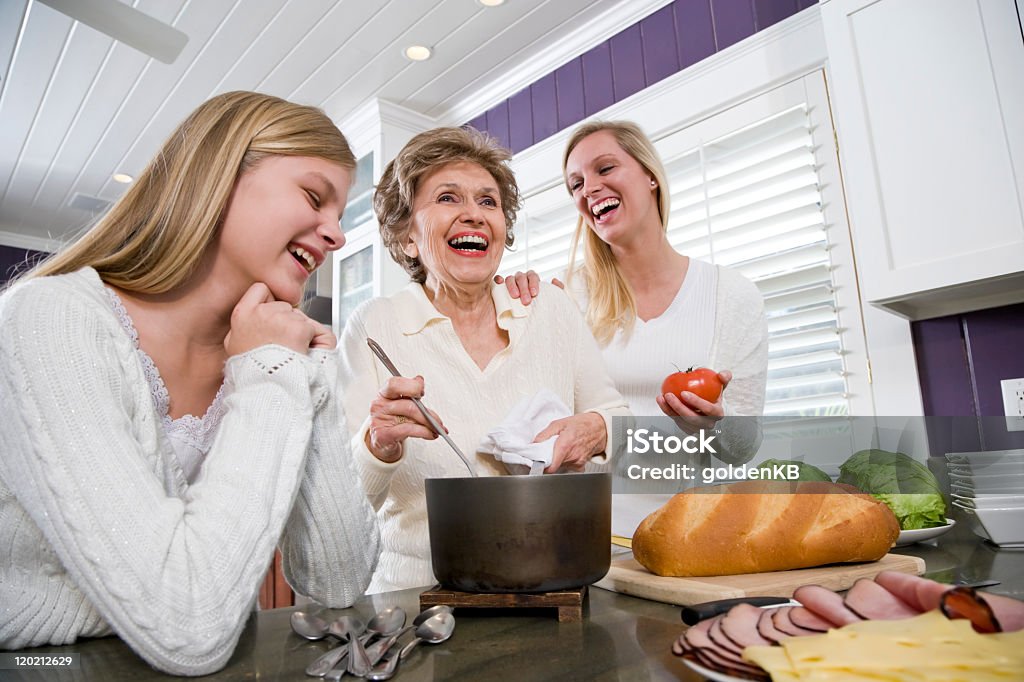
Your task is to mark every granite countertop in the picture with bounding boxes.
[9,509,1022,681]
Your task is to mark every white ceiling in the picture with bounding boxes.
[0,0,669,251]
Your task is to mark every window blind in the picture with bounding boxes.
[503,103,850,417]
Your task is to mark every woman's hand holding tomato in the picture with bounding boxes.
[657,368,732,433]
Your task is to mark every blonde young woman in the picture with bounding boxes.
[0,92,378,676]
[504,121,768,531]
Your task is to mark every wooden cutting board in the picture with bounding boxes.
[594,552,925,606]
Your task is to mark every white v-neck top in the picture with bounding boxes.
[565,258,769,538]
[599,258,716,418]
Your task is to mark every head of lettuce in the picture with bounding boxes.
[837,449,947,530]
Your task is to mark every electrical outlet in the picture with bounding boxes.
[1002,377,1024,431]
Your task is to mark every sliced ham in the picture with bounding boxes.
[675,616,768,680]
[844,577,921,620]
[720,603,777,649]
[792,584,863,627]
[940,586,1002,633]
[673,574,1024,682]
[691,648,769,681]
[873,570,950,612]
[875,570,1024,632]
[677,616,714,654]
[788,606,833,633]
[756,607,790,644]
[771,606,816,637]
[708,616,746,656]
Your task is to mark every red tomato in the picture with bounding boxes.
[661,367,723,403]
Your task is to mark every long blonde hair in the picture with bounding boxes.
[563,121,670,345]
[23,91,355,293]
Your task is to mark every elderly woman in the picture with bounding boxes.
[338,127,630,593]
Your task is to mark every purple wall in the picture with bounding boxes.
[465,0,816,152]
[913,304,1024,453]
[913,303,1024,418]
[1,244,47,288]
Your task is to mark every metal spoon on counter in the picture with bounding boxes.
[291,611,333,641]
[346,606,408,677]
[305,615,365,677]
[364,611,457,681]
[306,608,406,678]
[361,604,452,668]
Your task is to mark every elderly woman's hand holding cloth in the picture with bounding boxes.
[337,127,630,594]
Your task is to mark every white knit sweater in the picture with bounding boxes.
[0,268,379,676]
[337,281,631,593]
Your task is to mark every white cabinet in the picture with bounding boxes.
[822,0,1024,319]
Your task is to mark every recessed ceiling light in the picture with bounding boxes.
[477,0,506,6]
[112,173,133,184]
[404,45,432,61]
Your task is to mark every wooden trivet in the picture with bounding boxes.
[419,585,587,622]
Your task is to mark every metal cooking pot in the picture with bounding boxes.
[425,472,611,593]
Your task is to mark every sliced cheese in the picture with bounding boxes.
[742,610,1024,681]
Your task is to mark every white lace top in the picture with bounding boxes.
[105,288,226,484]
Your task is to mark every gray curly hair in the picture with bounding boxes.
[373,126,521,283]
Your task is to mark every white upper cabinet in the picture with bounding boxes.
[822,0,1024,319]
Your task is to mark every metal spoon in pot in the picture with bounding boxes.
[364,611,457,681]
[366,337,477,477]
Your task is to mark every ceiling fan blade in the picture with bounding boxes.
[37,0,188,64]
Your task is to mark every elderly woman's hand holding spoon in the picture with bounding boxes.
[365,376,446,463]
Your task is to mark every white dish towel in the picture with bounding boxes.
[478,389,571,474]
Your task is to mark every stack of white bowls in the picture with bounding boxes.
[947,450,1024,547]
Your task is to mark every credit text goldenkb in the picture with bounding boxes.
[626,462,802,484]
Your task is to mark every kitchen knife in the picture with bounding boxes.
[680,597,793,625]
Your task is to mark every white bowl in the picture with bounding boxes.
[952,502,1024,546]
[950,479,1024,495]
[945,449,1024,467]
[952,492,1024,509]
[948,470,1024,483]
[895,519,956,546]
[947,461,1024,477]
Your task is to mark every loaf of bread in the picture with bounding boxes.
[632,480,900,577]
